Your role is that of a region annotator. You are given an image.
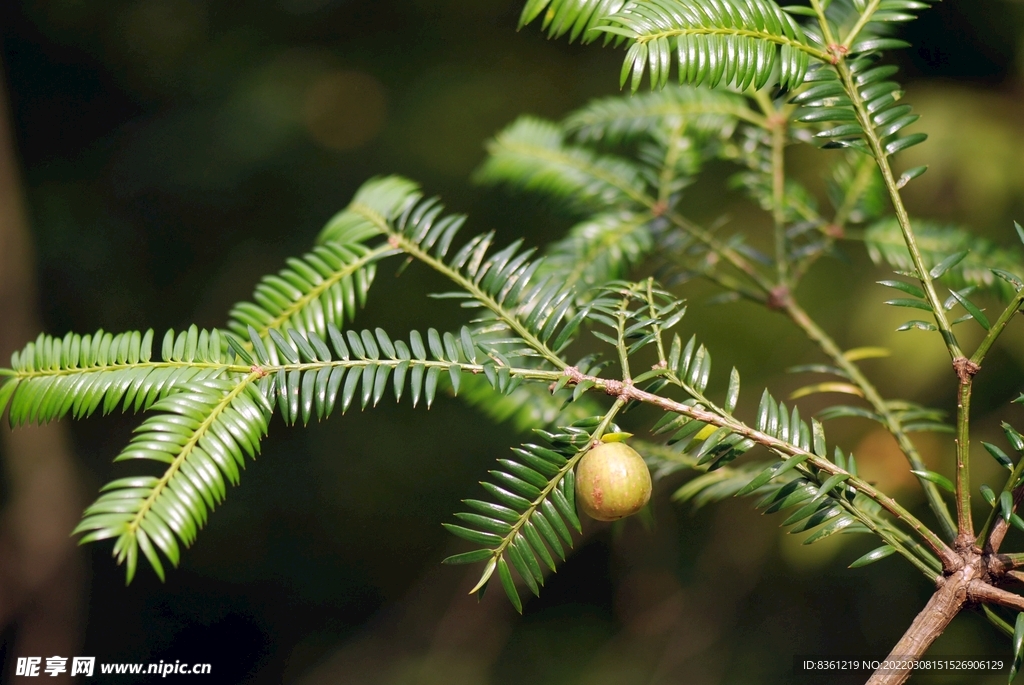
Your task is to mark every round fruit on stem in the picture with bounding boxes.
[575,442,652,521]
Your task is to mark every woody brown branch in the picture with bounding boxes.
[866,555,982,685]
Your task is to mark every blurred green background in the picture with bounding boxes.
[1,1,1024,683]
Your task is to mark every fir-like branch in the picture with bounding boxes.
[864,218,1024,302]
[841,0,940,51]
[519,0,628,43]
[444,406,626,612]
[600,0,824,91]
[564,85,763,142]
[4,321,569,582]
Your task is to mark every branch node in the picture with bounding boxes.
[766,112,788,130]
[953,357,980,383]
[249,365,268,378]
[766,285,790,311]
[986,553,1014,579]
[822,223,844,239]
[564,366,583,384]
[827,43,849,65]
[603,379,625,397]
[953,533,976,556]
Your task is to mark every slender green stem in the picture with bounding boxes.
[970,289,1024,366]
[646,278,669,368]
[832,155,878,229]
[9,359,229,380]
[751,89,805,291]
[657,120,686,205]
[823,2,972,538]
[10,358,567,387]
[784,300,957,539]
[666,211,776,292]
[954,381,974,539]
[841,0,883,49]
[613,288,635,382]
[835,497,940,579]
[833,62,963,360]
[810,0,839,46]
[632,27,831,63]
[825,15,974,540]
[389,234,567,370]
[769,109,789,286]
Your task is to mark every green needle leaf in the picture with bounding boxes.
[947,289,990,330]
[1012,612,1024,683]
[497,557,522,614]
[910,470,955,494]
[930,250,970,279]
[849,545,896,569]
[1002,490,1015,524]
[983,442,1015,471]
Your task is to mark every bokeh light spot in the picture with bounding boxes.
[302,70,387,151]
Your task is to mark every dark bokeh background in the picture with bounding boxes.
[1,1,1024,683]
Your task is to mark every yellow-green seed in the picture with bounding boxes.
[576,442,652,521]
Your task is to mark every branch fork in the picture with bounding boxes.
[766,285,790,310]
[826,43,849,65]
[953,357,980,383]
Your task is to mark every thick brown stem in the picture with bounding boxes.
[866,580,964,684]
[867,554,983,685]
[967,580,1024,612]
